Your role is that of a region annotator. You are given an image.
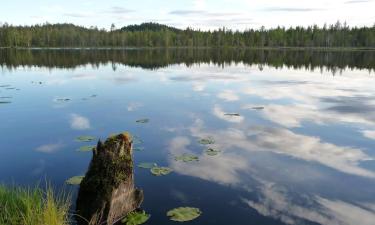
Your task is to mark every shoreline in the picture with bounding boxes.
[0,46,374,51]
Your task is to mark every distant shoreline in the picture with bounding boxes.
[1,46,375,51]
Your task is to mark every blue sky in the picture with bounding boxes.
[1,0,374,30]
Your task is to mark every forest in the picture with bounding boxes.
[0,22,374,48]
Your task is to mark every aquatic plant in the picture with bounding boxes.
[205,148,220,156]
[167,207,202,222]
[136,119,149,124]
[138,163,157,169]
[0,184,71,225]
[150,166,173,176]
[122,210,150,225]
[224,113,241,116]
[77,145,96,152]
[76,136,95,142]
[175,154,199,162]
[198,137,215,145]
[65,176,85,185]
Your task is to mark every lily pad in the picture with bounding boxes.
[136,119,149,124]
[224,113,241,116]
[56,98,71,102]
[198,137,215,145]
[76,136,96,142]
[251,106,264,110]
[175,154,199,162]
[150,166,173,176]
[122,210,150,225]
[65,176,84,185]
[78,145,96,152]
[167,207,202,222]
[138,162,157,169]
[206,148,220,156]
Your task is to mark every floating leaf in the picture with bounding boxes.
[65,176,84,185]
[122,210,150,225]
[175,154,199,162]
[206,148,220,156]
[56,98,71,102]
[76,136,95,142]
[138,162,157,169]
[78,145,96,152]
[136,119,149,124]
[224,113,241,116]
[198,137,215,145]
[150,166,173,176]
[167,207,202,222]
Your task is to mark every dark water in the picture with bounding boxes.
[1,49,375,225]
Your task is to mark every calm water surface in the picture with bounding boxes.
[1,49,375,225]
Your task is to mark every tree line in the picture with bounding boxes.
[0,22,374,48]
[1,48,374,74]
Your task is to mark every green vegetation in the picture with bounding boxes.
[77,145,96,152]
[175,154,199,162]
[65,176,85,185]
[122,210,150,225]
[138,162,158,169]
[0,22,374,48]
[150,166,173,176]
[75,136,96,142]
[1,48,374,73]
[166,207,202,222]
[198,137,215,145]
[0,184,71,225]
[206,148,220,156]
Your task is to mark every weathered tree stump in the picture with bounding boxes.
[76,133,144,225]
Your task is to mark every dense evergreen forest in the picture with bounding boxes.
[1,48,374,73]
[0,22,374,48]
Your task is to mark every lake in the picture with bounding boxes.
[1,48,375,225]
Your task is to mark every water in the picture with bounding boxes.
[1,49,375,225]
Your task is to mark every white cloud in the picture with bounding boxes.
[127,102,143,112]
[168,136,249,185]
[217,90,239,101]
[70,113,91,130]
[36,142,64,153]
[362,130,375,140]
[243,183,375,225]
[192,82,205,92]
[188,118,374,178]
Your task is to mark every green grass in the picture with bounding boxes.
[0,184,71,225]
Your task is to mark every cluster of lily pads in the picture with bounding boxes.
[75,135,97,152]
[122,207,202,225]
[138,162,173,176]
[198,137,221,157]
